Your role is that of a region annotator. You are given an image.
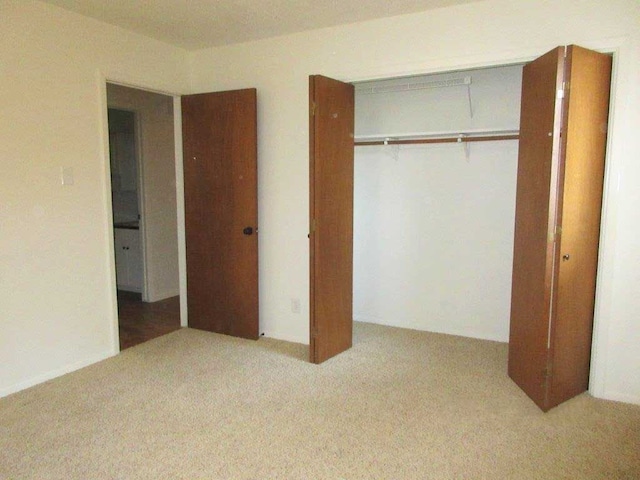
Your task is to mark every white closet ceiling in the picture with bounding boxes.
[41,0,482,50]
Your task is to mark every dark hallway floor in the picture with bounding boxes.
[117,291,181,350]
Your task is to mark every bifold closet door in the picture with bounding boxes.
[182,89,259,340]
[309,75,355,364]
[508,47,563,410]
[547,46,611,408]
[509,46,611,411]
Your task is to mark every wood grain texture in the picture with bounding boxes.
[309,75,355,364]
[547,46,611,409]
[508,47,566,410]
[182,89,259,340]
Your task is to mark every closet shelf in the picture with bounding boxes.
[354,128,519,146]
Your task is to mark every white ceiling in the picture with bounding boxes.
[41,0,482,50]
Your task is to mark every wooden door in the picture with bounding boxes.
[509,47,566,410]
[509,46,611,410]
[309,75,355,363]
[182,89,259,340]
[547,46,611,408]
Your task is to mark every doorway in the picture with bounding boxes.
[106,83,181,350]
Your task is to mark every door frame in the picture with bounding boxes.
[98,75,187,354]
[320,43,619,396]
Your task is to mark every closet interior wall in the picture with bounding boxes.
[353,65,523,342]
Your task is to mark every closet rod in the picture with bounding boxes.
[354,134,519,147]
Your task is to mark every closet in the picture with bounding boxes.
[309,44,611,411]
[309,66,523,364]
[352,66,523,343]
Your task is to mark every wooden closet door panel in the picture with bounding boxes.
[508,47,566,410]
[182,89,259,340]
[309,75,355,364]
[548,46,611,408]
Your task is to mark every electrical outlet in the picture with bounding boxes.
[291,298,301,314]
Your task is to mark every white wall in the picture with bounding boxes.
[354,142,518,341]
[355,66,522,136]
[188,0,640,404]
[107,109,139,220]
[0,0,189,396]
[107,84,180,302]
[353,66,521,342]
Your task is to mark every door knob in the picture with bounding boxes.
[243,227,254,235]
[562,254,570,261]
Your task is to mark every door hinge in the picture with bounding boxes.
[311,102,317,116]
[311,326,319,338]
[557,85,565,99]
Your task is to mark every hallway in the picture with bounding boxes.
[117,291,181,350]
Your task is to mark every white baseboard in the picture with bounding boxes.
[353,315,508,343]
[0,350,114,398]
[262,318,507,346]
[146,289,180,302]
[261,329,309,345]
[117,284,141,293]
[592,390,640,406]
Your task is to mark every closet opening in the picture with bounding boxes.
[309,65,525,363]
[106,83,181,350]
[351,64,524,344]
[310,45,612,411]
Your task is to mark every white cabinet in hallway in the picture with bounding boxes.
[114,228,142,292]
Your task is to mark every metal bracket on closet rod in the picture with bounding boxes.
[457,134,471,159]
[380,138,400,160]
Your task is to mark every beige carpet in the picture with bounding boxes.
[1,322,639,479]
